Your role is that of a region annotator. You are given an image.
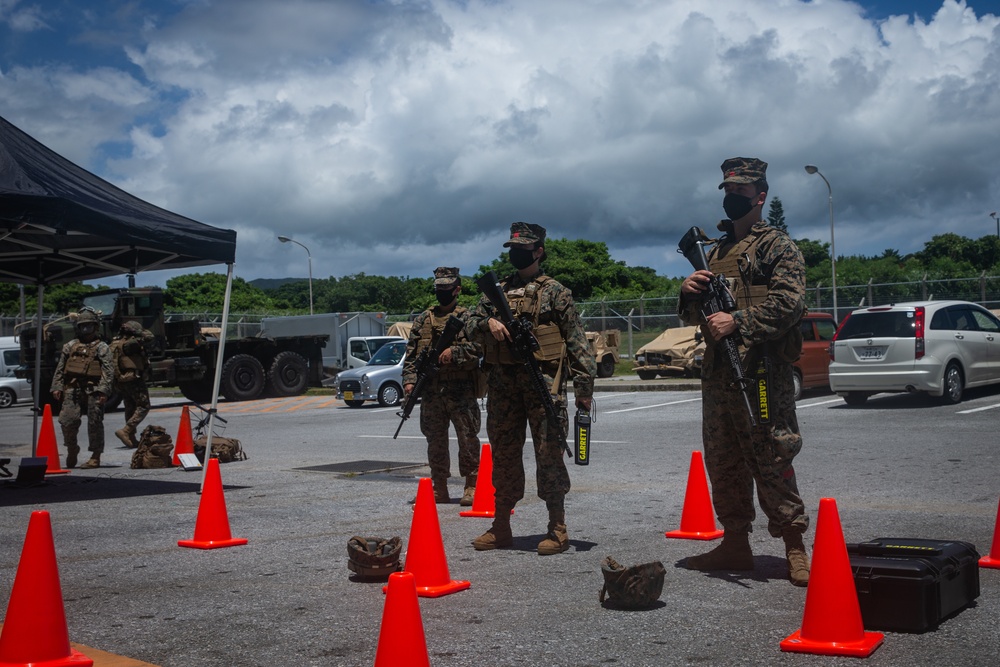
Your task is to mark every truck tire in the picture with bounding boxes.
[636,369,658,380]
[221,354,266,401]
[267,351,309,397]
[179,379,214,404]
[597,354,616,378]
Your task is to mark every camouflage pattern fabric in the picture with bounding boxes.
[420,381,481,480]
[467,269,596,510]
[52,336,114,456]
[403,305,482,481]
[679,223,809,537]
[117,380,150,431]
[599,556,666,609]
[58,387,107,455]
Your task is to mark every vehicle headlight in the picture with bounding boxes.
[361,374,370,390]
[636,355,645,363]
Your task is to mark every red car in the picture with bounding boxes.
[793,312,838,400]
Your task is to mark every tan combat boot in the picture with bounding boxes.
[460,474,477,507]
[784,531,810,587]
[115,426,137,449]
[432,477,451,504]
[537,511,570,555]
[65,445,80,469]
[472,509,513,550]
[80,455,101,469]
[685,531,754,571]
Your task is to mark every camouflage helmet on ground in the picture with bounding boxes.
[599,556,666,609]
[347,536,402,579]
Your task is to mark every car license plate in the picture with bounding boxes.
[344,391,354,400]
[858,346,886,360]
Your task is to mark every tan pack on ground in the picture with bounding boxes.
[130,425,173,469]
[194,435,247,463]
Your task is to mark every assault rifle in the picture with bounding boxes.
[393,315,464,439]
[475,271,571,456]
[677,227,757,426]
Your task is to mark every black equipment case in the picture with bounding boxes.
[846,538,980,633]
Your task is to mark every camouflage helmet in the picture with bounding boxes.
[599,556,666,609]
[347,536,402,579]
[121,320,144,335]
[76,309,99,324]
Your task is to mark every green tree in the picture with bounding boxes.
[767,197,788,233]
[165,273,275,313]
[793,238,830,269]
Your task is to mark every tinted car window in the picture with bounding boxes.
[815,320,837,341]
[3,349,18,367]
[930,309,952,330]
[369,342,405,365]
[971,308,1000,333]
[800,320,816,341]
[838,311,914,339]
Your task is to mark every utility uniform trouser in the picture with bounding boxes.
[701,361,809,538]
[58,386,106,455]
[116,380,150,431]
[419,379,481,480]
[485,364,570,511]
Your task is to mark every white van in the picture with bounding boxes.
[0,336,21,377]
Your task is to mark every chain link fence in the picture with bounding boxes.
[4,274,1000,341]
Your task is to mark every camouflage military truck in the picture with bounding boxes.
[587,329,620,378]
[633,326,705,380]
[18,287,327,406]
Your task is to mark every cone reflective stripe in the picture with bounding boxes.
[0,511,94,667]
[386,477,470,598]
[665,451,723,540]
[38,403,70,475]
[178,458,248,549]
[781,498,884,657]
[460,443,513,519]
[373,572,430,667]
[171,405,195,467]
[980,497,1000,569]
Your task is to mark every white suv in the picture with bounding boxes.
[828,300,1000,405]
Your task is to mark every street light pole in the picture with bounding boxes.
[277,235,313,315]
[805,165,837,320]
[991,212,998,241]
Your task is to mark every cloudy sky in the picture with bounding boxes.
[2,0,999,288]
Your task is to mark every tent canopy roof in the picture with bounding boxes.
[0,115,237,286]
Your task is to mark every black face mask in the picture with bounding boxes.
[722,193,755,221]
[509,247,537,270]
[435,290,457,307]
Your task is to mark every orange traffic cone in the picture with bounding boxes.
[37,403,70,475]
[0,511,94,667]
[781,497,884,657]
[665,451,723,540]
[979,497,1000,569]
[388,477,470,598]
[460,443,513,519]
[171,405,195,467]
[374,572,430,667]
[178,458,248,549]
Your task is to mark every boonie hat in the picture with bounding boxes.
[718,157,767,189]
[503,222,546,247]
[433,267,461,286]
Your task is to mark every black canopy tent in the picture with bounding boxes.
[0,114,238,481]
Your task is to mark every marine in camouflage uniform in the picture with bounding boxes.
[50,309,114,469]
[403,267,482,506]
[466,222,596,556]
[678,157,811,587]
[112,320,154,449]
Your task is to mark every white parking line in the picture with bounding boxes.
[957,403,1000,414]
[605,397,702,414]
[797,398,843,408]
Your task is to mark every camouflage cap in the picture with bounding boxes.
[502,221,546,247]
[718,157,768,189]
[433,266,461,287]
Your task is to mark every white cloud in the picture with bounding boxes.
[3,0,1000,286]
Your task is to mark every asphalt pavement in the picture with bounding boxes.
[1,383,999,667]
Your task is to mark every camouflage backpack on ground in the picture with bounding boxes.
[347,536,403,579]
[130,425,174,469]
[194,435,247,463]
[599,556,666,609]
